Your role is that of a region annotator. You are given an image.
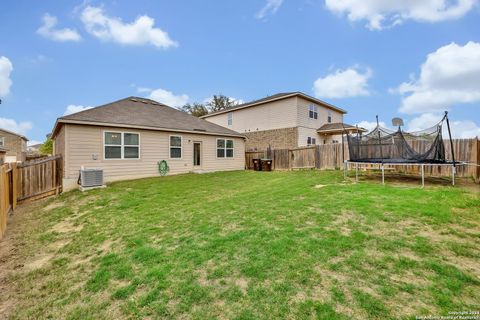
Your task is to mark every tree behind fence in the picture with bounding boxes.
[245,138,480,181]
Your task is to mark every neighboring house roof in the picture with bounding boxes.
[0,147,8,153]
[51,97,245,139]
[317,123,367,134]
[0,128,28,141]
[200,92,347,118]
[27,143,43,151]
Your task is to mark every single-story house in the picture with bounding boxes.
[51,97,246,191]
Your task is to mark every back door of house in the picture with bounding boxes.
[193,142,201,167]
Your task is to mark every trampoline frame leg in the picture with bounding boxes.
[421,164,425,188]
[381,165,385,185]
[452,165,456,186]
[355,163,358,182]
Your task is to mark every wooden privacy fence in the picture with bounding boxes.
[245,138,480,181]
[0,155,63,238]
[16,155,63,202]
[0,163,16,238]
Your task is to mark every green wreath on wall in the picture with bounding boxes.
[158,160,169,176]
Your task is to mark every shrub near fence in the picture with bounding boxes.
[245,138,480,182]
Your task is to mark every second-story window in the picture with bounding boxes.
[0,136,4,146]
[227,112,233,126]
[307,137,316,145]
[328,111,332,123]
[309,105,318,119]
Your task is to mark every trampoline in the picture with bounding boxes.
[343,112,463,186]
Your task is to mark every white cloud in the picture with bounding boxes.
[313,66,372,99]
[407,113,480,138]
[0,118,32,136]
[0,56,13,97]
[37,13,82,42]
[356,120,387,132]
[81,6,178,48]
[396,42,480,114]
[256,0,283,19]
[325,0,476,30]
[64,104,92,116]
[146,88,189,107]
[406,113,444,131]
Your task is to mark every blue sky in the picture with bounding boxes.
[1,0,480,144]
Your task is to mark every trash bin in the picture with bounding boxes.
[260,159,272,171]
[252,158,261,171]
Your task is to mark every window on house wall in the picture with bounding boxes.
[170,135,182,159]
[328,111,332,123]
[104,132,140,159]
[309,105,318,119]
[307,137,316,145]
[217,139,234,158]
[227,112,233,126]
[0,137,4,146]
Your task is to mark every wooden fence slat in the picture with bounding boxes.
[245,138,480,181]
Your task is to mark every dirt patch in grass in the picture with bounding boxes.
[24,253,54,271]
[0,200,50,319]
[43,201,65,211]
[49,238,72,250]
[51,220,83,233]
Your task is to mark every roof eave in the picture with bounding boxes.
[52,119,246,139]
[317,127,367,134]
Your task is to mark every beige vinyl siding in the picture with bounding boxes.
[298,128,345,146]
[297,127,320,147]
[63,124,245,181]
[317,133,344,145]
[296,97,344,130]
[204,96,298,133]
[53,125,66,178]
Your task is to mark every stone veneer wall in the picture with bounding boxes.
[244,127,298,151]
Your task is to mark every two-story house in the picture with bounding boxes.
[201,92,365,151]
[0,128,28,162]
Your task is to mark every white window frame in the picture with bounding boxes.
[227,112,233,126]
[169,135,183,160]
[309,104,318,120]
[307,137,316,146]
[328,111,332,123]
[0,137,4,147]
[216,138,234,159]
[103,131,140,160]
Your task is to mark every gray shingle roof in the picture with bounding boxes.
[201,92,347,118]
[317,122,367,132]
[0,128,28,141]
[53,97,244,138]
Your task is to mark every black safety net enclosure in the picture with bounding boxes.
[347,113,453,164]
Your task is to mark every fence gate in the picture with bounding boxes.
[16,155,63,203]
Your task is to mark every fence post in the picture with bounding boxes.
[11,163,17,210]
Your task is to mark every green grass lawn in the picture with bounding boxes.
[1,171,479,319]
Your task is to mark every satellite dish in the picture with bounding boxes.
[392,117,404,127]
